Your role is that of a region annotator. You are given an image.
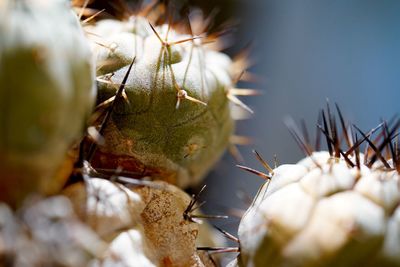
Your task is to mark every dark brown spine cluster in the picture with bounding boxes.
[285,102,400,173]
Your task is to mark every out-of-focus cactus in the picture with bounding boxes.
[133,181,211,266]
[64,177,218,267]
[63,177,145,241]
[0,196,106,267]
[232,108,400,267]
[85,9,252,188]
[0,0,95,207]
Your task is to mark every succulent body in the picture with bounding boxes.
[64,178,217,267]
[0,196,106,267]
[87,16,239,188]
[63,177,144,241]
[234,109,400,267]
[0,0,95,206]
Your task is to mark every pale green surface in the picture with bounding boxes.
[0,0,95,205]
[93,20,235,187]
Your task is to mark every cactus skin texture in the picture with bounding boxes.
[0,196,106,266]
[64,178,216,267]
[0,0,95,207]
[233,107,400,267]
[236,152,400,267]
[87,17,236,188]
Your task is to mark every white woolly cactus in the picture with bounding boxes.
[0,0,95,206]
[84,6,252,188]
[234,106,400,267]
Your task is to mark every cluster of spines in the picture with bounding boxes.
[209,104,400,260]
[74,3,400,258]
[235,103,400,187]
[69,0,261,187]
[71,0,261,261]
[186,185,241,255]
[284,102,400,173]
[74,2,400,263]
[76,0,257,105]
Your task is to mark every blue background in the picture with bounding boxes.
[201,0,400,259]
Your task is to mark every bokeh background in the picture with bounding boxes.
[196,0,400,261]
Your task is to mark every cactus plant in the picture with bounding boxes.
[83,6,253,188]
[63,177,145,241]
[0,0,95,207]
[232,106,400,267]
[64,174,220,267]
[4,2,400,267]
[0,196,106,266]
